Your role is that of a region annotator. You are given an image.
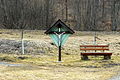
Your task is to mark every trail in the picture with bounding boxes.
[0,62,23,66]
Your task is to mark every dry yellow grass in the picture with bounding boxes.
[0,54,120,80]
[0,29,120,80]
[0,66,116,80]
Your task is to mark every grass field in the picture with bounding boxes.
[0,54,120,80]
[0,29,120,80]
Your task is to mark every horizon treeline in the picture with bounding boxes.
[0,0,120,31]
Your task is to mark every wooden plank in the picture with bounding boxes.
[81,52,112,55]
[80,45,109,47]
[80,48,109,50]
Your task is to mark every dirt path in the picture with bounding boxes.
[0,62,23,66]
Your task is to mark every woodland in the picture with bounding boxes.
[0,0,120,31]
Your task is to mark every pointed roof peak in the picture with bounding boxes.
[45,19,75,34]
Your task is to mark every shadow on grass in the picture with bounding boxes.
[63,59,120,68]
[0,54,120,69]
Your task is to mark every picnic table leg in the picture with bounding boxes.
[104,55,111,60]
[81,55,88,60]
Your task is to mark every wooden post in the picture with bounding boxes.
[21,29,24,54]
[58,45,61,61]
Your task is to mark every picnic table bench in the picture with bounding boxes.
[80,45,112,60]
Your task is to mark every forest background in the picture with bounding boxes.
[0,0,120,31]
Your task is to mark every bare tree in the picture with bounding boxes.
[0,0,120,31]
